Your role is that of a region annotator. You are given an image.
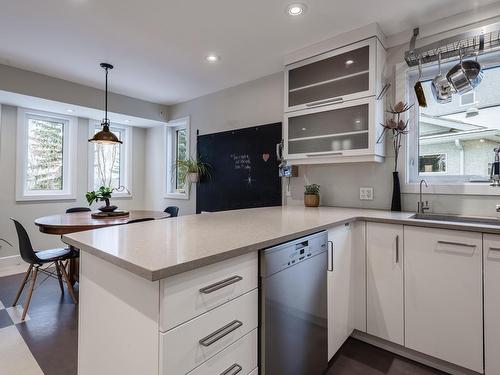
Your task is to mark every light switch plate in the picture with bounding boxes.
[360,187,374,201]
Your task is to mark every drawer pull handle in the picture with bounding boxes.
[305,97,343,108]
[199,320,243,347]
[306,151,343,157]
[199,276,243,294]
[489,247,500,252]
[220,363,243,375]
[327,241,334,272]
[437,240,476,248]
[395,235,400,263]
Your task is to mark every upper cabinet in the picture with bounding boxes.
[286,39,376,111]
[284,37,386,165]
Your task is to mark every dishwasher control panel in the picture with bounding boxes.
[260,231,328,277]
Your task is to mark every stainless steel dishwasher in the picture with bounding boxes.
[260,231,329,375]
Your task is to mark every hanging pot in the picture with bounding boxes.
[414,58,427,108]
[431,51,453,104]
[446,48,483,94]
[187,172,200,183]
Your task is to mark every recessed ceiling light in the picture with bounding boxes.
[287,3,306,16]
[355,119,361,124]
[345,59,354,66]
[206,54,220,63]
[302,127,307,131]
[66,109,74,113]
[123,119,130,123]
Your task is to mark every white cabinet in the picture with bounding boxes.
[285,38,381,112]
[404,227,483,373]
[284,36,386,165]
[366,222,404,345]
[327,222,366,359]
[483,234,500,375]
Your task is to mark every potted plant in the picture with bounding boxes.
[304,184,320,207]
[377,101,413,211]
[86,186,129,212]
[176,156,211,187]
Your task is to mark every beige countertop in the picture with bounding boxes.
[62,206,500,281]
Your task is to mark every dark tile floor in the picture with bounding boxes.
[327,338,448,375]
[0,269,78,375]
[0,271,447,375]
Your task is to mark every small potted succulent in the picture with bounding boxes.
[176,156,211,186]
[304,184,320,207]
[86,186,128,212]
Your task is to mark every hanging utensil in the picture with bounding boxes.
[431,51,453,104]
[414,58,427,107]
[446,47,474,94]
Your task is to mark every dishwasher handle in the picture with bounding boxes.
[327,241,334,272]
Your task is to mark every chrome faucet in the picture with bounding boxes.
[418,179,430,213]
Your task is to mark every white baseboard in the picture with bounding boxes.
[0,255,27,277]
[351,330,481,375]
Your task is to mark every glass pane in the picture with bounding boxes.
[94,128,122,189]
[175,129,188,191]
[288,45,370,107]
[418,65,500,180]
[288,104,368,139]
[289,132,368,154]
[26,117,64,191]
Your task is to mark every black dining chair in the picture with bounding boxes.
[10,219,79,320]
[164,206,179,217]
[127,218,155,224]
[66,207,91,213]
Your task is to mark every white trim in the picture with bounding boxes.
[164,116,190,200]
[87,120,133,198]
[0,255,26,277]
[15,108,77,201]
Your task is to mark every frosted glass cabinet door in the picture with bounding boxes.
[285,98,373,158]
[286,38,375,111]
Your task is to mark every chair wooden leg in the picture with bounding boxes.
[58,261,77,304]
[12,265,33,307]
[22,266,38,321]
[55,262,64,294]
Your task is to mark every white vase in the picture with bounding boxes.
[187,173,200,183]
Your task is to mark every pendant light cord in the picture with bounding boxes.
[104,66,108,123]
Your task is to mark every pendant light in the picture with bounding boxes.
[88,63,123,145]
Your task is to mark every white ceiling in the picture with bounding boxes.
[0,0,498,105]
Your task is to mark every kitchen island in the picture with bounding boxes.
[63,206,500,375]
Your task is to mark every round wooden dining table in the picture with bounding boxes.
[34,210,171,284]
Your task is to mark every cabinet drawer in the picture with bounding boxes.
[161,252,258,331]
[187,329,258,375]
[160,289,258,375]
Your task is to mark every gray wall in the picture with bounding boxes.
[0,64,169,122]
[147,43,500,217]
[0,105,148,259]
[145,73,284,214]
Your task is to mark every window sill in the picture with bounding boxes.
[403,182,500,196]
[16,193,76,202]
[112,192,133,199]
[165,192,189,200]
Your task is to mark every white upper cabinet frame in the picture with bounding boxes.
[285,38,378,113]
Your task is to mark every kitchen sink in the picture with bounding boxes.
[411,213,500,226]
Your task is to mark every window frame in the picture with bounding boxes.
[397,52,500,195]
[87,120,132,198]
[16,108,77,201]
[164,116,190,200]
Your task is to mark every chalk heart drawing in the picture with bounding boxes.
[262,153,270,162]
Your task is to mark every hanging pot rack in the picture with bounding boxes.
[405,22,500,67]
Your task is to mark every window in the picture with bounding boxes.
[88,122,132,196]
[419,153,447,174]
[16,108,77,201]
[406,53,500,190]
[165,117,190,199]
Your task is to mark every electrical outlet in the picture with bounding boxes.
[360,187,374,201]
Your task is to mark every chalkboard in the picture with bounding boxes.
[196,123,282,213]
